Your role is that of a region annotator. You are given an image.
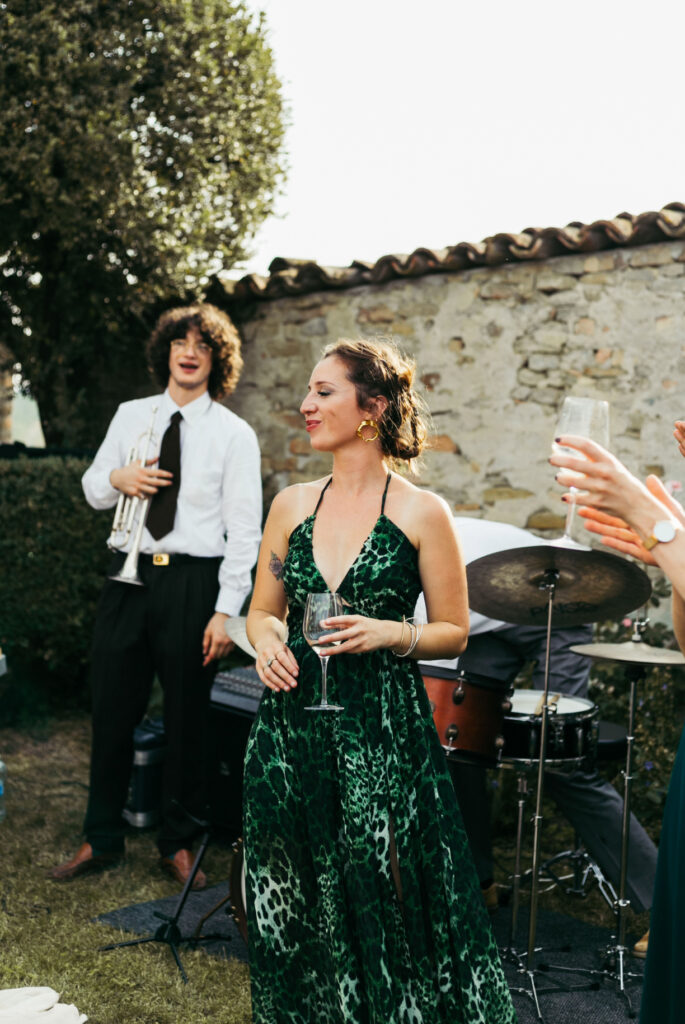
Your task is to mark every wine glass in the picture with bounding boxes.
[303,592,345,712]
[552,396,610,545]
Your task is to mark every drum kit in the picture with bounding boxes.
[425,542,685,1020]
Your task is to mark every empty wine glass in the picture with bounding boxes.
[552,396,610,545]
[303,592,344,712]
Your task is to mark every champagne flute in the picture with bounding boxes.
[552,396,610,545]
[303,592,344,712]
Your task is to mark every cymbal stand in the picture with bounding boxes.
[543,647,645,1017]
[500,768,533,959]
[504,570,590,1019]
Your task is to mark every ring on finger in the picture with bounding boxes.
[266,657,275,668]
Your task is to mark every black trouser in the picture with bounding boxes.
[84,553,220,857]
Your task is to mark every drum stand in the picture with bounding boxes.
[542,657,645,1018]
[501,768,534,959]
[500,570,592,1020]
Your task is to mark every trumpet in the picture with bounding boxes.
[107,405,159,586]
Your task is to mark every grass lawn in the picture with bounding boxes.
[0,715,251,1024]
[0,713,649,1022]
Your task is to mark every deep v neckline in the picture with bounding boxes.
[310,474,391,594]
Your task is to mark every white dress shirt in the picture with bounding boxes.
[416,517,547,672]
[82,390,262,616]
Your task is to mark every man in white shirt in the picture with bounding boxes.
[417,517,657,932]
[48,303,262,887]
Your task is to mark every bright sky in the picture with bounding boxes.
[238,0,685,278]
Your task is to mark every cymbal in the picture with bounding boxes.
[466,544,652,627]
[570,641,685,666]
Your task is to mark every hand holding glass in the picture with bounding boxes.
[552,396,610,544]
[303,592,344,712]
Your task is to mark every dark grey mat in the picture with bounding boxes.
[492,907,644,1023]
[97,882,247,963]
[98,892,644,1019]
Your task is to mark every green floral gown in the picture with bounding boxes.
[243,476,516,1024]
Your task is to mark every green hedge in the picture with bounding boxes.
[0,456,110,718]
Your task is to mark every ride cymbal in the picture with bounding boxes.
[466,544,651,627]
[570,641,685,666]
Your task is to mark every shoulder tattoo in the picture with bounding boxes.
[269,551,284,580]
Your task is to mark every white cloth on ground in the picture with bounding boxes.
[0,988,87,1022]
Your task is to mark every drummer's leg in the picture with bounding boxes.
[544,766,658,912]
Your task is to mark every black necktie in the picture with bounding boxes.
[146,411,182,540]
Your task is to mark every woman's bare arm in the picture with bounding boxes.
[247,490,300,692]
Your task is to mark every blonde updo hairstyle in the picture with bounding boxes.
[323,337,430,472]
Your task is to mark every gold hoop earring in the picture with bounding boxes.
[356,419,379,443]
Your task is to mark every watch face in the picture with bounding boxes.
[654,520,676,543]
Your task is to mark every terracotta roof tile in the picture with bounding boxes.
[208,203,685,311]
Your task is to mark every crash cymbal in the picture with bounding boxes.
[466,544,651,627]
[570,641,685,666]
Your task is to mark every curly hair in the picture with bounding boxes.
[323,337,431,472]
[147,303,244,399]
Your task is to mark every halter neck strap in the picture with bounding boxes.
[313,472,392,518]
[312,477,332,517]
[380,472,392,514]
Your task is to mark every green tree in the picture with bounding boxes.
[0,0,286,447]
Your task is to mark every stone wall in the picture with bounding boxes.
[224,238,685,535]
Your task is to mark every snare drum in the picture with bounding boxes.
[501,689,598,769]
[422,669,512,767]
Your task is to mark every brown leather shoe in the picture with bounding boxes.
[159,848,207,890]
[633,929,649,959]
[47,842,122,881]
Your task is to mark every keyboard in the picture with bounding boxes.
[212,667,264,716]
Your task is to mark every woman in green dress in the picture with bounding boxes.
[244,338,517,1024]
[551,427,685,1024]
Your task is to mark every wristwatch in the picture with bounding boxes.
[643,520,677,551]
